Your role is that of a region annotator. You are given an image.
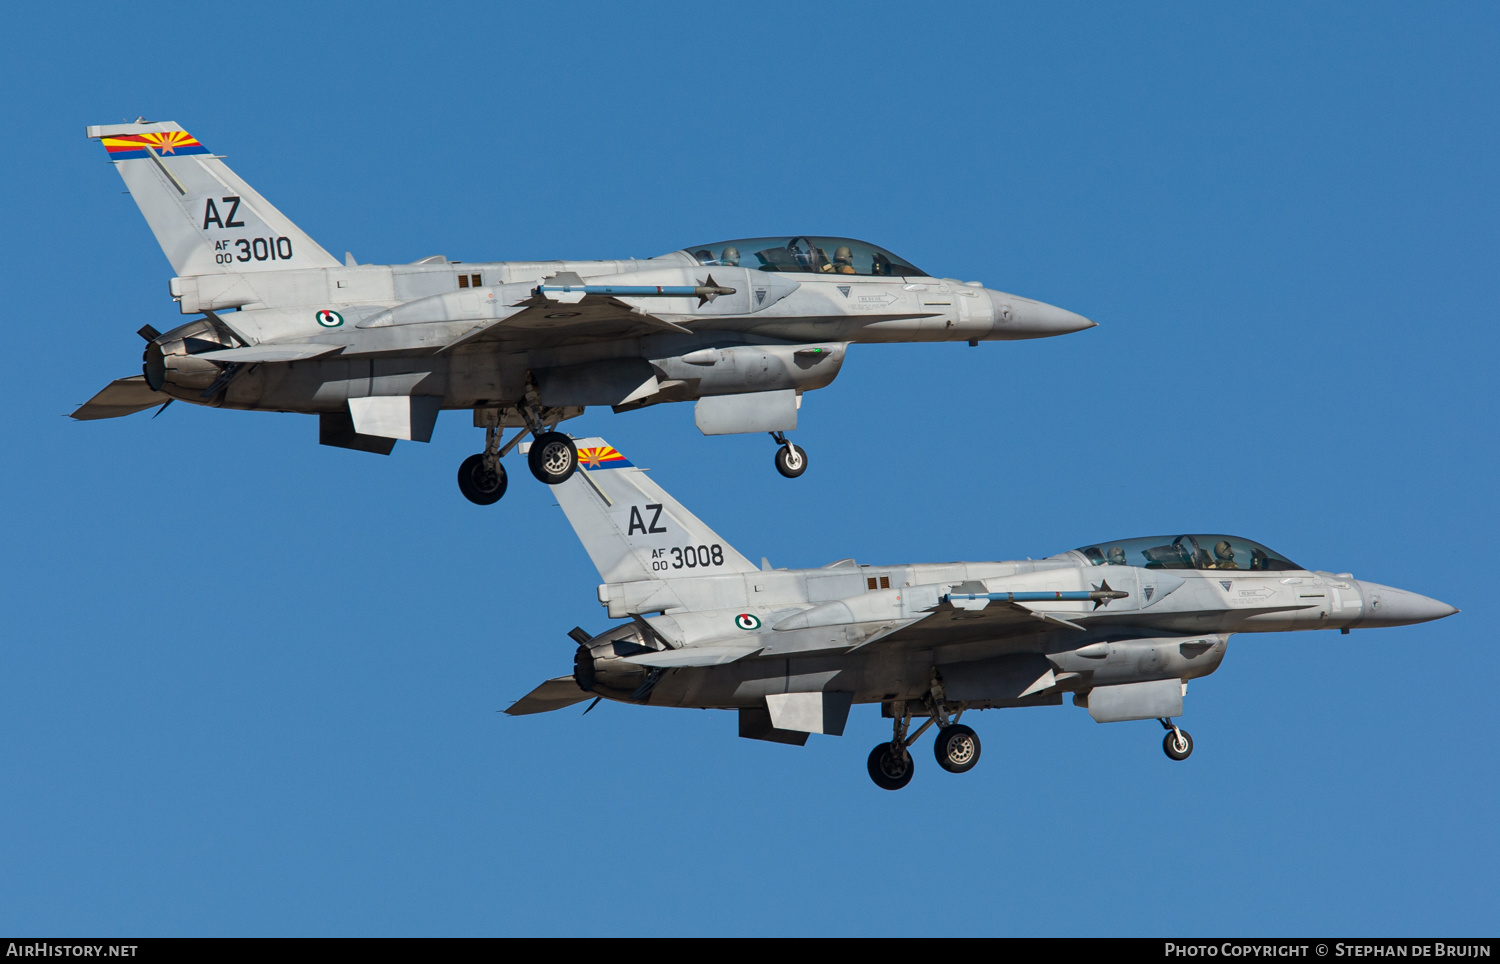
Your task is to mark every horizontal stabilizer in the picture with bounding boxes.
[71,375,164,420]
[196,344,341,363]
[505,676,591,716]
[621,642,762,668]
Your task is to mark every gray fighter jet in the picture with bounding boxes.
[73,121,1095,502]
[508,438,1458,789]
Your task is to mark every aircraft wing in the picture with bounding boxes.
[505,676,592,716]
[71,375,165,420]
[444,293,690,352]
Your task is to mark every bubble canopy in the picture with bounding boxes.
[684,237,928,277]
[1074,535,1304,572]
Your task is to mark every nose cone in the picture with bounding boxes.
[987,290,1096,340]
[1355,581,1459,627]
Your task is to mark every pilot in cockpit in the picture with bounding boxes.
[824,245,857,274]
[1107,546,1127,566]
[1211,540,1239,570]
[720,246,740,267]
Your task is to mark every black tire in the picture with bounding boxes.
[933,723,982,773]
[457,454,507,505]
[1163,727,1194,761]
[528,432,578,485]
[774,443,808,479]
[867,743,914,791]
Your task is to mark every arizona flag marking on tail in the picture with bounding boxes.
[99,130,209,160]
[576,444,632,470]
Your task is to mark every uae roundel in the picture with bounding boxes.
[734,613,761,631]
[315,309,344,327]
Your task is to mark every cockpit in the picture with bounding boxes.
[1073,535,1304,572]
[684,237,928,277]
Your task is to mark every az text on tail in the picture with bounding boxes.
[88,120,338,277]
[549,439,757,585]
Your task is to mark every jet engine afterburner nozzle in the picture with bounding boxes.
[571,623,655,703]
[142,317,238,398]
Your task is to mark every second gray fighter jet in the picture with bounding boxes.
[509,438,1458,790]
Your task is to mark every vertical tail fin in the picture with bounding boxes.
[547,438,758,584]
[87,120,340,277]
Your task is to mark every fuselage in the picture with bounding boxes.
[144,249,1094,416]
[578,543,1455,712]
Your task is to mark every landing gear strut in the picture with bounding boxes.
[1159,718,1193,761]
[867,694,978,790]
[457,390,581,503]
[770,432,808,479]
[457,421,511,505]
[458,419,528,505]
[519,386,578,486]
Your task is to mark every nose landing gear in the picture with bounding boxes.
[1159,718,1194,760]
[770,432,808,478]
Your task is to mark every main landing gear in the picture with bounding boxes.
[528,432,578,485]
[1159,718,1193,761]
[868,697,981,790]
[770,432,808,479]
[458,398,579,505]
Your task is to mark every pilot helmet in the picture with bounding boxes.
[833,245,853,265]
[720,246,740,266]
[1214,540,1235,561]
[1107,546,1126,565]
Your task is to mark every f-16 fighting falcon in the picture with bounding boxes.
[73,120,1095,503]
[508,438,1458,790]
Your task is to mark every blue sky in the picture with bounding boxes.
[1,1,1495,936]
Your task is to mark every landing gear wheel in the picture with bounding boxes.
[1163,727,1194,761]
[933,723,981,773]
[867,743,915,791]
[774,443,808,479]
[528,432,577,485]
[457,454,507,505]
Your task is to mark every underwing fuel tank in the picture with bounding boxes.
[1048,635,1230,686]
